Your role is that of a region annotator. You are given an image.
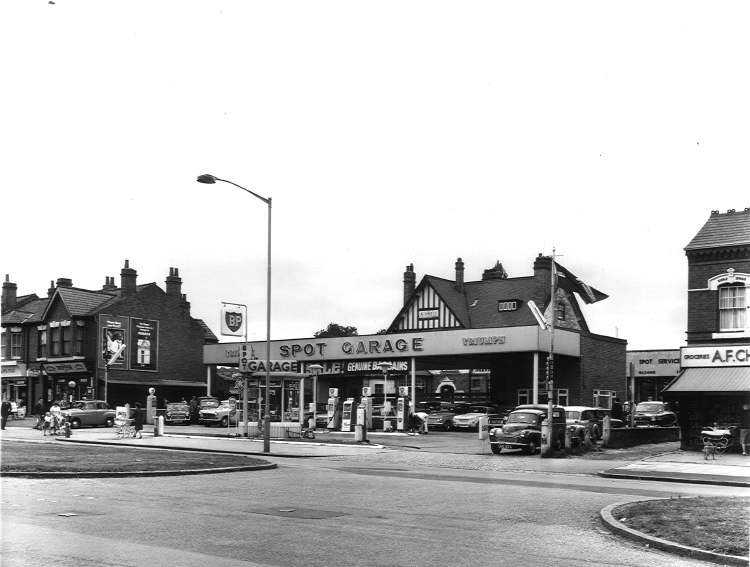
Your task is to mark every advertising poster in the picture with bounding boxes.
[99,315,129,369]
[130,318,159,371]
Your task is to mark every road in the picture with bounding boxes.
[3,433,747,567]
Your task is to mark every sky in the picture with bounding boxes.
[3,1,749,351]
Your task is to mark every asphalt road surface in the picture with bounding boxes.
[3,435,747,566]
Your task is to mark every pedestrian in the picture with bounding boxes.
[1,397,12,430]
[740,402,750,457]
[33,397,45,430]
[132,402,144,439]
[42,412,53,435]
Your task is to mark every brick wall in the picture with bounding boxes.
[579,333,627,405]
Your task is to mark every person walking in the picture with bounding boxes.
[1,397,12,430]
[132,402,144,439]
[33,397,45,430]
[189,396,199,424]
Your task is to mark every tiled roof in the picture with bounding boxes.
[195,319,218,342]
[1,297,49,325]
[685,208,750,251]
[56,287,117,316]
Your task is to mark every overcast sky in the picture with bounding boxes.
[3,2,748,351]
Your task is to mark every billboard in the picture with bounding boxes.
[99,315,129,369]
[130,318,159,372]
[220,303,246,337]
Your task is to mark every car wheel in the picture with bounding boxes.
[220,416,228,427]
[592,426,600,440]
[444,422,452,431]
[70,419,81,429]
[490,444,502,455]
[105,417,114,427]
[524,441,537,455]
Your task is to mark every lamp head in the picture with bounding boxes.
[196,174,218,184]
[307,363,324,375]
[376,362,393,374]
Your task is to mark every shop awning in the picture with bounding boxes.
[663,367,750,394]
[103,377,208,387]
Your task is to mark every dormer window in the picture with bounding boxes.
[719,284,746,330]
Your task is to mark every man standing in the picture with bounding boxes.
[740,402,750,457]
[33,397,45,429]
[1,397,12,430]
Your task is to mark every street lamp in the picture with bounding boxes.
[307,363,323,429]
[197,173,273,453]
[377,361,393,431]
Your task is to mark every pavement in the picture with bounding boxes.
[2,417,750,486]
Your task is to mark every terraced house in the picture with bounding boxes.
[1,261,217,408]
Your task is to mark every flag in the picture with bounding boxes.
[553,262,608,304]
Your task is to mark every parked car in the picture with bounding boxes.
[563,406,624,440]
[164,402,190,425]
[61,400,115,429]
[452,405,501,431]
[633,401,677,427]
[415,400,443,414]
[199,399,239,427]
[489,404,566,454]
[425,407,461,430]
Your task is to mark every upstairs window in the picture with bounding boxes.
[50,327,61,356]
[1,331,5,360]
[719,284,746,330]
[10,330,23,359]
[74,324,84,355]
[37,328,47,358]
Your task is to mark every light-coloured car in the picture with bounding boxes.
[199,399,239,427]
[62,400,115,429]
[164,402,190,425]
[452,405,500,430]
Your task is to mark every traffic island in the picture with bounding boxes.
[600,497,749,566]
[0,438,276,478]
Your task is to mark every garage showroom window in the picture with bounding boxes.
[719,284,746,330]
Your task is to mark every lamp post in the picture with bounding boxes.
[307,364,323,429]
[197,173,273,453]
[377,362,393,431]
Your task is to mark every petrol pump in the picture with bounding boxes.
[326,388,341,430]
[360,386,373,430]
[340,397,357,432]
[396,386,410,432]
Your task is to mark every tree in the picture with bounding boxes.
[314,323,358,338]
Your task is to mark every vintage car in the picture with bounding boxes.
[425,408,461,431]
[633,401,677,427]
[199,399,239,427]
[489,404,566,454]
[563,406,624,440]
[164,402,190,425]
[62,400,116,429]
[452,405,501,431]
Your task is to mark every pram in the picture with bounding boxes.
[114,416,136,439]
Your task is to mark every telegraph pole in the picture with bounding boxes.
[544,249,557,456]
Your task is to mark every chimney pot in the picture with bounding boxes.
[120,260,138,296]
[403,263,416,305]
[2,274,17,310]
[455,258,465,292]
[166,266,183,297]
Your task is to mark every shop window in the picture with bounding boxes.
[593,390,616,409]
[556,389,569,406]
[517,389,530,405]
[719,284,746,330]
[10,330,23,359]
[37,328,47,358]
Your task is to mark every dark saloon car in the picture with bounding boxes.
[61,400,115,429]
[489,404,566,454]
[633,401,677,427]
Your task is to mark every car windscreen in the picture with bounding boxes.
[507,412,538,424]
[167,404,188,411]
[201,400,219,408]
[635,403,662,412]
[566,411,581,420]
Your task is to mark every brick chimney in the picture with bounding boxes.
[455,258,465,292]
[533,253,552,282]
[56,278,73,288]
[48,280,55,298]
[120,260,137,296]
[403,264,415,305]
[482,261,508,280]
[102,276,117,292]
[165,267,182,298]
[2,274,17,311]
